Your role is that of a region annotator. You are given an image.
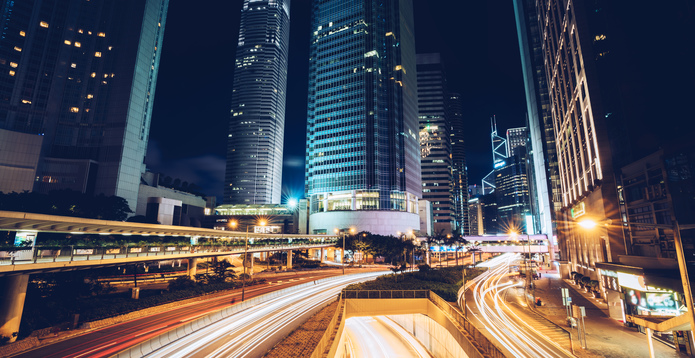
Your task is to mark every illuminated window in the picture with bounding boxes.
[94,52,101,57]
[70,107,79,113]
[110,73,115,78]
[87,31,92,35]
[21,99,31,104]
[98,32,105,37]
[40,21,48,28]
[90,72,96,78]
[9,62,17,68]
[14,46,21,52]
[85,108,90,112]
[87,94,93,99]
[78,29,83,34]
[19,31,25,37]
[108,46,113,50]
[64,40,71,45]
[74,42,81,48]
[70,63,76,68]
[102,80,107,84]
[9,70,15,76]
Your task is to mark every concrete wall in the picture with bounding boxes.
[389,314,469,358]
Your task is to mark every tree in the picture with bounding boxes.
[389,262,407,282]
[168,276,196,291]
[211,259,237,283]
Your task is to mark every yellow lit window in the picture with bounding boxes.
[85,108,90,112]
[9,70,15,76]
[70,107,79,113]
[90,72,96,78]
[74,42,81,47]
[110,73,115,78]
[64,40,71,45]
[108,46,113,50]
[9,62,17,68]
[70,63,76,68]
[14,46,21,52]
[40,21,48,28]
[19,30,25,37]
[78,29,83,34]
[87,31,92,35]
[94,52,101,57]
[98,32,105,37]
[103,73,108,78]
[21,99,31,104]
[87,94,93,99]
[102,81,107,84]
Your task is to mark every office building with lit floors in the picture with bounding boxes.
[305,0,421,236]
[449,93,469,236]
[417,53,454,235]
[225,0,290,205]
[0,0,169,210]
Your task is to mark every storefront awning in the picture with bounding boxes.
[627,314,691,332]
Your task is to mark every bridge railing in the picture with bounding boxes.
[341,290,429,299]
[0,241,338,266]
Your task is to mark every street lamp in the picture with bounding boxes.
[335,227,355,275]
[236,219,266,302]
[578,218,695,343]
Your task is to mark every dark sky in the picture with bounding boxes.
[146,0,526,202]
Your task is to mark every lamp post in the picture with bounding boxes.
[231,219,266,302]
[578,218,695,344]
[335,228,354,275]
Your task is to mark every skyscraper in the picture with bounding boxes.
[0,0,169,210]
[225,0,291,205]
[305,0,421,235]
[417,53,453,235]
[506,127,527,158]
[449,93,469,235]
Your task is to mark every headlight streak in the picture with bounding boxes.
[145,271,386,358]
[468,253,571,358]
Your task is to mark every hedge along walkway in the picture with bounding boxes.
[263,300,340,358]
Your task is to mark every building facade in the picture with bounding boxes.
[304,0,421,236]
[225,0,291,205]
[506,127,527,158]
[0,0,169,210]
[449,93,469,235]
[417,53,454,235]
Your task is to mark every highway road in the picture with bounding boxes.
[342,316,431,358]
[463,253,574,358]
[144,271,387,358]
[15,269,380,358]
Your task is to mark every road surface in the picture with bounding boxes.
[15,269,380,358]
[145,271,387,358]
[342,316,431,358]
[464,253,574,358]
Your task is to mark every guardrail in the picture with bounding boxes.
[0,241,338,266]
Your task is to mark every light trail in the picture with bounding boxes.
[145,271,387,358]
[465,253,573,358]
[342,316,430,358]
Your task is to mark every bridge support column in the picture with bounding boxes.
[247,253,254,276]
[320,247,325,262]
[287,250,293,269]
[0,274,30,342]
[426,250,430,266]
[188,258,197,280]
[327,248,335,262]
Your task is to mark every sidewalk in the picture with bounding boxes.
[530,270,687,358]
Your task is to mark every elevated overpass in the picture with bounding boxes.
[0,211,340,341]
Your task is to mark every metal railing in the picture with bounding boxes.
[0,241,337,266]
[341,290,429,299]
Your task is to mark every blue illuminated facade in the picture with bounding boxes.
[305,0,421,235]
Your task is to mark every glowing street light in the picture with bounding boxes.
[287,198,298,210]
[577,219,598,229]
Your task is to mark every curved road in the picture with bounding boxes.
[342,316,430,358]
[15,269,380,358]
[145,271,388,358]
[463,253,573,358]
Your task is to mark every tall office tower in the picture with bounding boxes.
[449,93,469,235]
[417,53,453,235]
[305,0,421,235]
[516,0,695,280]
[506,127,527,158]
[482,117,507,194]
[0,0,168,210]
[513,0,561,256]
[225,0,291,205]
[467,197,482,236]
[495,146,530,234]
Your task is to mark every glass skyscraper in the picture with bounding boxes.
[305,0,421,235]
[225,0,291,205]
[0,0,169,210]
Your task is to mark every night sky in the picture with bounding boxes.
[146,1,527,202]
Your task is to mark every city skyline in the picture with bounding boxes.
[146,1,528,202]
